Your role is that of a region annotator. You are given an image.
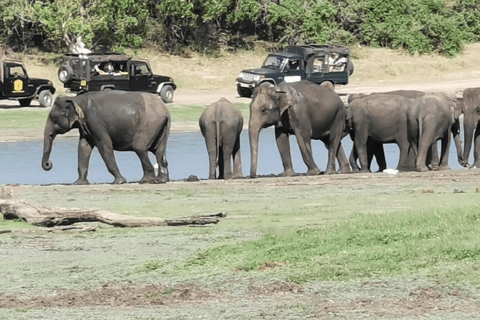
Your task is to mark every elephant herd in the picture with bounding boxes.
[40,83,480,184]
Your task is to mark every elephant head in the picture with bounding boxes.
[462,88,480,167]
[41,96,85,171]
[248,85,299,177]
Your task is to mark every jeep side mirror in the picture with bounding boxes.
[284,64,290,73]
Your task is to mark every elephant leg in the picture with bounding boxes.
[349,143,360,172]
[75,137,93,185]
[204,134,217,179]
[336,142,351,174]
[221,140,235,180]
[275,128,295,177]
[296,133,321,175]
[153,124,170,183]
[95,138,126,184]
[369,140,386,172]
[135,150,156,183]
[415,130,435,172]
[473,130,480,168]
[429,142,440,170]
[232,135,243,178]
[438,134,451,171]
[354,133,370,173]
[218,147,225,179]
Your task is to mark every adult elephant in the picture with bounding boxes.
[348,90,426,172]
[249,80,350,178]
[199,97,243,179]
[348,94,415,172]
[41,91,171,184]
[462,88,480,168]
[407,94,464,172]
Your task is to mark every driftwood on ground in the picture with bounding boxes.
[0,188,226,228]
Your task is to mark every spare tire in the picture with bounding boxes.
[58,65,73,83]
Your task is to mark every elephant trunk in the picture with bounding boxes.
[249,122,261,178]
[462,114,475,166]
[41,118,55,171]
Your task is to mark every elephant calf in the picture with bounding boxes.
[199,98,244,179]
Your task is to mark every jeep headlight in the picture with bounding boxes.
[238,72,245,79]
[252,74,262,82]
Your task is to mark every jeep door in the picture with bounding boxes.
[3,64,32,97]
[283,58,306,83]
[129,61,156,92]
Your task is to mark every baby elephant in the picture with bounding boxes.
[199,98,243,179]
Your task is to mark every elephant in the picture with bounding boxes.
[199,97,243,179]
[348,94,416,172]
[41,91,171,184]
[407,94,464,172]
[248,80,350,178]
[348,90,426,172]
[462,88,480,168]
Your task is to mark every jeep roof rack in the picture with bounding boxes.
[284,44,350,60]
[64,51,131,62]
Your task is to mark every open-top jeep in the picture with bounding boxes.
[58,52,177,103]
[235,44,354,97]
[0,60,56,107]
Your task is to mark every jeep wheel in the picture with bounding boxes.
[38,90,53,108]
[160,85,174,103]
[320,81,335,91]
[58,65,73,83]
[237,85,252,98]
[19,98,32,107]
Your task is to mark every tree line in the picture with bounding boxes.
[1,0,479,57]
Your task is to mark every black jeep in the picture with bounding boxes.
[0,59,56,107]
[58,52,177,103]
[235,44,354,97]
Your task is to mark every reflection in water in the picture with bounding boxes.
[0,128,467,185]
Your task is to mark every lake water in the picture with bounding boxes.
[0,128,468,185]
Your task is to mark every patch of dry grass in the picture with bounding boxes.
[5,43,480,94]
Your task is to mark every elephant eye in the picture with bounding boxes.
[260,108,267,114]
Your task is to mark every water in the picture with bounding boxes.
[0,129,468,185]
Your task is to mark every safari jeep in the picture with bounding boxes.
[58,52,176,103]
[235,44,354,97]
[0,60,56,107]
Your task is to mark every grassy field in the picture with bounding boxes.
[2,44,480,318]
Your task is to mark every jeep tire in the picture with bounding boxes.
[320,81,335,91]
[237,85,252,98]
[38,90,53,108]
[58,65,73,84]
[19,98,32,107]
[160,85,174,103]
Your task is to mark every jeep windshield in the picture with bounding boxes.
[261,55,286,70]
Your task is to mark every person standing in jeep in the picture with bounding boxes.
[58,52,176,103]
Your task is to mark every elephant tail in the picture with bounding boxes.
[215,110,221,168]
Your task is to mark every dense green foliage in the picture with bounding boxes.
[0,0,479,56]
[185,206,480,282]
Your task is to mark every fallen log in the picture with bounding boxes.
[0,190,226,228]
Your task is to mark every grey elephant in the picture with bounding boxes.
[41,91,170,184]
[249,80,350,178]
[348,94,416,172]
[348,90,426,172]
[199,98,243,179]
[462,88,480,168]
[407,94,464,172]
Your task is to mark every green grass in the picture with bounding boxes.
[168,102,250,122]
[184,205,480,283]
[0,109,50,131]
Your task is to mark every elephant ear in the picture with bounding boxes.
[278,87,301,116]
[65,100,85,127]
